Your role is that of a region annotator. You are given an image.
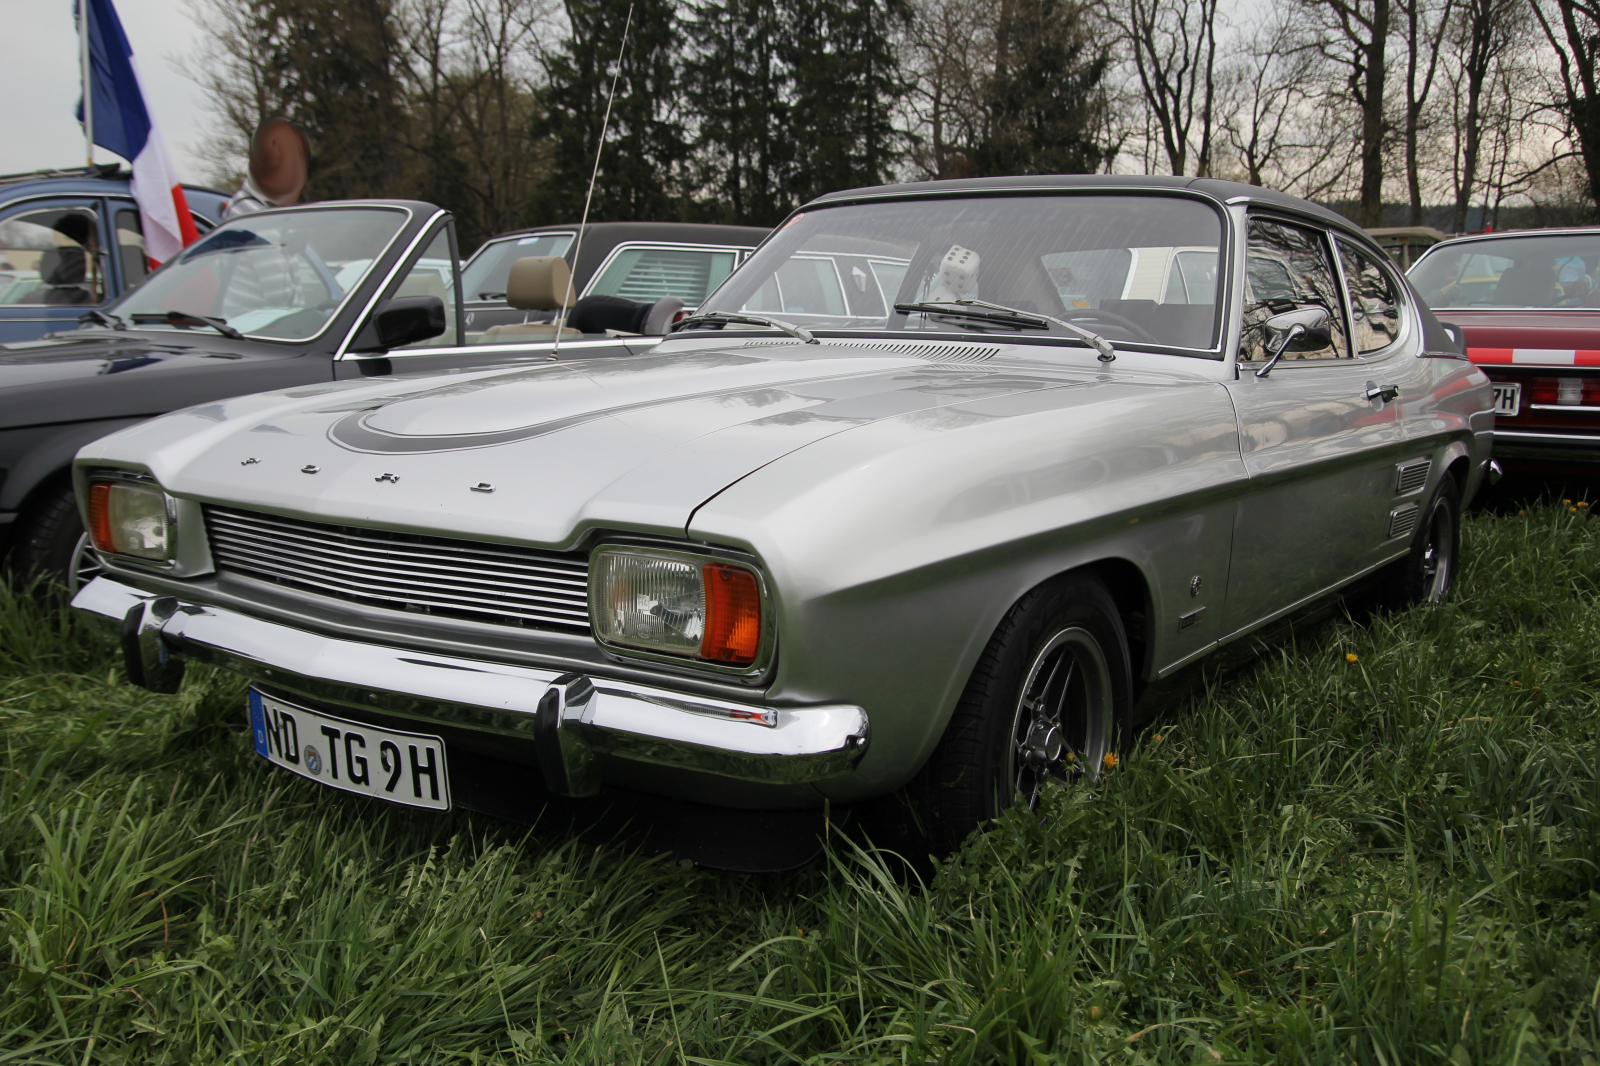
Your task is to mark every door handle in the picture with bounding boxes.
[1365,383,1400,403]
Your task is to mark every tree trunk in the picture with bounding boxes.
[1358,0,1390,226]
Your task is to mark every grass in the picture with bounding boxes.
[1,500,1598,1064]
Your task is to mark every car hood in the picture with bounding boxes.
[0,330,300,429]
[80,342,1215,548]
[1436,310,1600,367]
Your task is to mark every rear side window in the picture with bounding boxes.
[586,246,739,305]
[0,206,105,306]
[1337,238,1402,353]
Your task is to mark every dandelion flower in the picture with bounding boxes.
[1519,510,1526,515]
[1572,507,1580,513]
[1512,680,1521,686]
[1346,652,1359,663]
[1103,752,1119,770]
[1152,733,1163,743]
[1580,501,1591,508]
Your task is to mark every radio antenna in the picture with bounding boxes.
[552,2,634,360]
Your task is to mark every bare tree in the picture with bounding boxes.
[1216,15,1354,197]
[1102,0,1222,175]
[1530,0,1600,213]
[1300,0,1392,224]
[1398,0,1455,223]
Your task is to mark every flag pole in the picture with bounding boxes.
[80,0,94,166]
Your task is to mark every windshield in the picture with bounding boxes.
[109,207,408,340]
[461,232,575,301]
[697,195,1224,353]
[1411,233,1600,309]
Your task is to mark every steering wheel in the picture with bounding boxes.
[1060,308,1156,344]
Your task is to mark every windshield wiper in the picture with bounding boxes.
[79,308,126,330]
[478,292,506,300]
[129,310,244,340]
[895,298,1116,362]
[674,311,818,344]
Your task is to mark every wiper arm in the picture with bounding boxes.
[674,311,817,344]
[896,298,1116,362]
[130,310,244,339]
[477,292,506,300]
[79,308,127,330]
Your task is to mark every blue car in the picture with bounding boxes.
[0,165,227,343]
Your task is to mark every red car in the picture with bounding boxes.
[1410,229,1600,477]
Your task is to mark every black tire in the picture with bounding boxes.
[905,573,1133,852]
[1392,475,1461,606]
[9,480,99,593]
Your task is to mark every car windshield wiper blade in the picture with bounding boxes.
[895,298,1116,362]
[79,308,126,330]
[478,292,506,300]
[674,311,818,344]
[129,310,244,339]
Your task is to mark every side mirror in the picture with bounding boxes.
[1255,305,1332,377]
[371,295,446,349]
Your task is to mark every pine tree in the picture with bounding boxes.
[533,0,690,223]
[683,0,793,225]
[970,0,1113,176]
[782,0,910,206]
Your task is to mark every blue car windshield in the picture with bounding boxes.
[696,194,1225,353]
[110,206,408,341]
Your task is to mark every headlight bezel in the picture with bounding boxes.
[587,541,776,681]
[83,470,179,566]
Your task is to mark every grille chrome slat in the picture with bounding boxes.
[205,506,592,633]
[206,539,589,617]
[207,522,587,591]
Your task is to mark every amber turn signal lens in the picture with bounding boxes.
[85,480,116,553]
[701,563,762,664]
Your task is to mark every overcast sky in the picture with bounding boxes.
[2,0,216,184]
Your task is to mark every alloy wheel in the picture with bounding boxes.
[1419,498,1455,602]
[1007,625,1114,808]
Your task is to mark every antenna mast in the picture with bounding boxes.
[552,3,634,359]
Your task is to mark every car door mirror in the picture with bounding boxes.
[1255,306,1333,378]
[368,295,446,350]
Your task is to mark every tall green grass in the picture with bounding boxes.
[2,503,1597,1064]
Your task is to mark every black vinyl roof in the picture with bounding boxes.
[806,174,1370,244]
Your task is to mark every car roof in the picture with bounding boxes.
[1425,226,1600,253]
[0,164,230,220]
[481,221,770,245]
[805,174,1375,245]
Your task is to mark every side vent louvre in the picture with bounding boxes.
[1395,458,1432,495]
[1388,502,1421,540]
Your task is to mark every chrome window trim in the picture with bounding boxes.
[721,189,1235,358]
[579,240,755,303]
[331,207,444,358]
[118,202,418,348]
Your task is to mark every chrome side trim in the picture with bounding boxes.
[72,577,869,794]
[1495,430,1600,445]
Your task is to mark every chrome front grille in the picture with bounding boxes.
[204,507,590,633]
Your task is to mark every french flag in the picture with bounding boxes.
[76,0,199,265]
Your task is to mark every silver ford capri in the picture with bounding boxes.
[70,175,1494,865]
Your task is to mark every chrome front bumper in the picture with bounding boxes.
[72,576,869,797]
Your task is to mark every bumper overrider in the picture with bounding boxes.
[72,576,870,799]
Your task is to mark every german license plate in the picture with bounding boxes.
[1492,382,1521,416]
[247,690,450,810]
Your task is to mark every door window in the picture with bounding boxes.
[114,208,149,287]
[1240,218,1349,362]
[1336,238,1402,353]
[586,246,739,306]
[0,206,104,305]
[384,227,460,349]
